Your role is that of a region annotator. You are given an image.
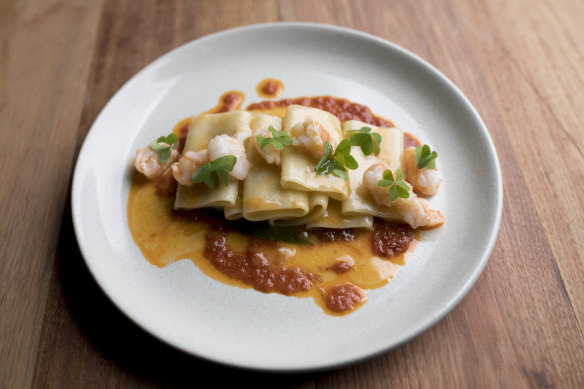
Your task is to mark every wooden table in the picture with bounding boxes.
[2,0,583,387]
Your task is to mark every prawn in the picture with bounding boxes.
[207,134,251,180]
[363,163,444,229]
[233,121,252,142]
[253,125,281,165]
[290,120,336,160]
[134,143,179,180]
[171,149,209,186]
[403,147,441,196]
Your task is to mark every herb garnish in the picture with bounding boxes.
[314,139,358,180]
[377,169,410,201]
[192,155,237,189]
[415,144,438,169]
[256,126,294,151]
[348,127,382,156]
[150,133,179,163]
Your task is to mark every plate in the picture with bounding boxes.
[72,23,502,371]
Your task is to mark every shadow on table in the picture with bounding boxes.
[52,205,329,388]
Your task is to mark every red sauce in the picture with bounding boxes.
[323,283,366,313]
[314,228,355,243]
[330,261,353,274]
[204,233,316,295]
[207,91,245,114]
[256,78,284,98]
[404,132,421,149]
[154,169,178,199]
[247,96,394,127]
[371,219,414,258]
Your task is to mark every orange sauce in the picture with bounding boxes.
[128,89,422,315]
[128,177,418,315]
[205,90,245,114]
[256,78,284,98]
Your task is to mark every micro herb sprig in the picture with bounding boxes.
[314,139,358,180]
[191,155,237,189]
[256,126,294,151]
[415,144,438,169]
[377,169,410,201]
[150,134,179,163]
[348,127,382,155]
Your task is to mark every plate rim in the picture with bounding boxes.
[71,21,503,372]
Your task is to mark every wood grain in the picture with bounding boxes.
[1,0,583,387]
[0,0,103,387]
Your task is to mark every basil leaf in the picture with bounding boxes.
[396,185,410,199]
[272,138,283,150]
[166,133,178,145]
[315,141,333,172]
[349,133,369,146]
[278,134,294,146]
[332,168,348,180]
[388,185,398,201]
[204,173,219,189]
[396,169,403,181]
[211,155,237,171]
[361,137,374,155]
[335,139,352,156]
[216,169,230,187]
[343,154,359,170]
[415,144,438,169]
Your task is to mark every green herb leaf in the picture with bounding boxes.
[150,133,179,163]
[388,185,399,201]
[272,138,283,150]
[332,168,348,180]
[335,153,359,170]
[348,126,372,133]
[348,127,382,156]
[192,155,237,189]
[415,144,438,169]
[372,132,382,154]
[314,140,359,180]
[335,138,352,156]
[314,141,333,174]
[378,168,410,202]
[269,126,294,145]
[257,135,271,150]
[256,126,293,152]
[211,155,237,171]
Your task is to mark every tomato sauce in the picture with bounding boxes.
[206,91,245,114]
[371,221,415,258]
[256,78,284,98]
[323,283,367,313]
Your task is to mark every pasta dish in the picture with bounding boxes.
[128,86,444,315]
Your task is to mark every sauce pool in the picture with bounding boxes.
[256,78,284,98]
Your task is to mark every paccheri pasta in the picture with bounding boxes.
[129,86,444,315]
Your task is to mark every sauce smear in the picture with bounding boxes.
[206,91,245,114]
[256,78,284,98]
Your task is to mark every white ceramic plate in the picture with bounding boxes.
[72,23,502,371]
